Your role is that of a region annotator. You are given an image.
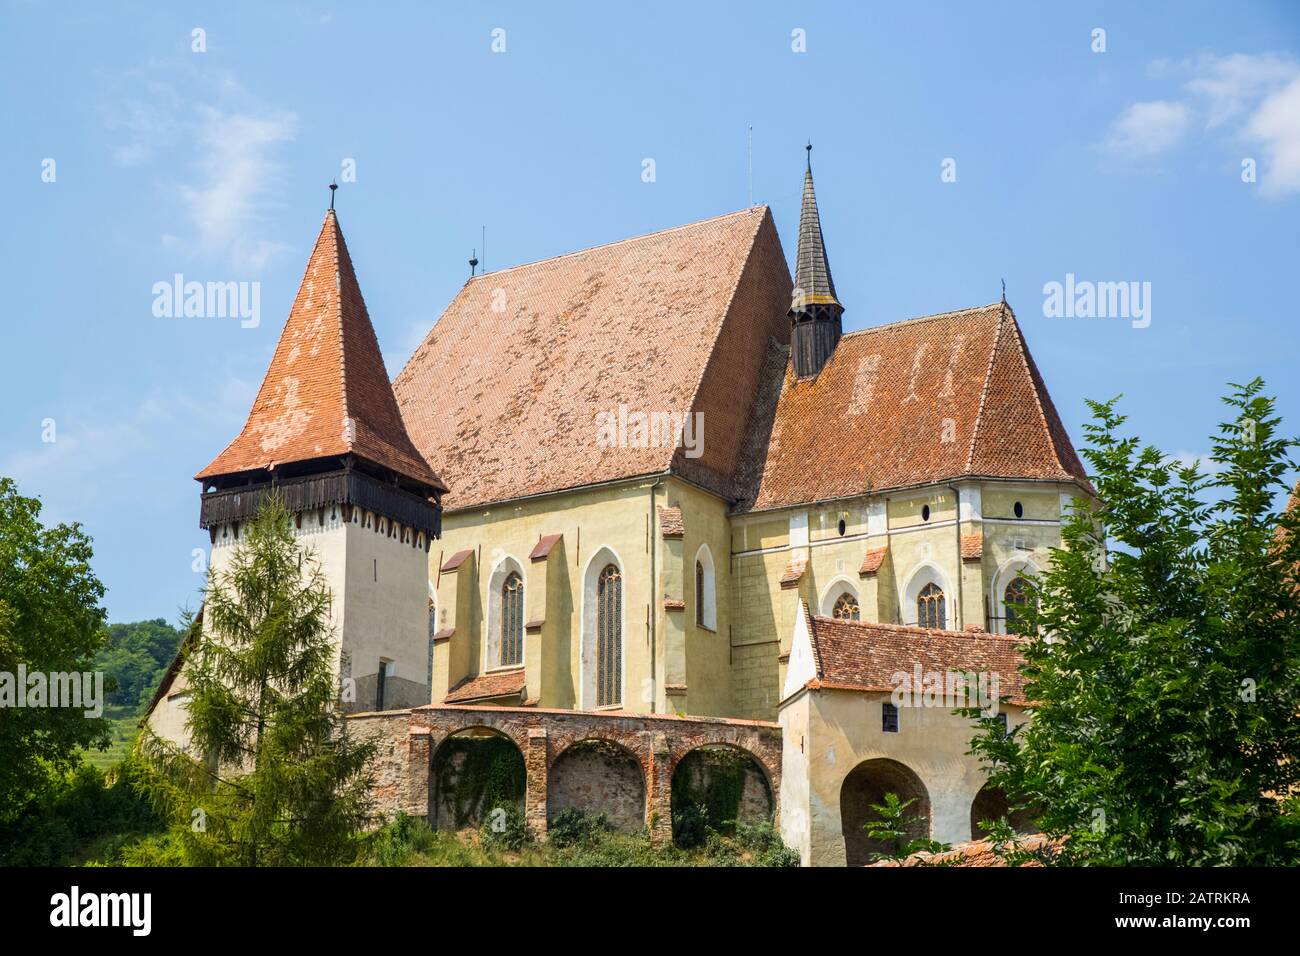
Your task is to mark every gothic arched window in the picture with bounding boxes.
[500,571,524,667]
[917,582,946,630]
[696,561,705,627]
[832,592,860,621]
[1004,576,1032,630]
[597,564,622,706]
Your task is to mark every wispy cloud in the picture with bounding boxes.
[99,63,298,269]
[1100,53,1300,198]
[1103,100,1190,158]
[180,106,297,270]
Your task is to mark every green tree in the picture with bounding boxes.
[971,379,1300,865]
[96,618,185,713]
[130,496,375,866]
[863,792,947,863]
[0,477,111,823]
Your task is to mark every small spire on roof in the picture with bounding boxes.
[329,180,337,210]
[1001,278,1006,303]
[469,248,478,277]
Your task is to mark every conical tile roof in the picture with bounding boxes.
[197,210,445,493]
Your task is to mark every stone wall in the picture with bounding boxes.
[546,739,646,832]
[347,703,782,845]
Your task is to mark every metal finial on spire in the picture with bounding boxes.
[469,249,478,277]
[805,140,813,170]
[1001,278,1007,303]
[329,180,338,210]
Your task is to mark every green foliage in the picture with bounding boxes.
[0,759,163,866]
[433,735,526,829]
[479,802,528,851]
[970,379,1300,865]
[0,477,111,823]
[547,807,611,847]
[365,811,441,866]
[863,792,948,863]
[128,495,376,866]
[670,746,751,846]
[96,619,184,714]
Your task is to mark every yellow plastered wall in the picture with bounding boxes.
[431,479,660,712]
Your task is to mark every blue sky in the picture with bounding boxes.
[2,1,1298,624]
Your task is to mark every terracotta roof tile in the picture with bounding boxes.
[197,211,444,492]
[393,207,790,511]
[529,533,562,560]
[734,304,1089,512]
[444,668,526,704]
[658,506,684,538]
[961,533,983,561]
[440,548,473,573]
[870,834,1054,867]
[779,554,808,588]
[805,615,1029,704]
[859,546,888,576]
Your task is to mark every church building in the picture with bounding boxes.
[147,150,1095,863]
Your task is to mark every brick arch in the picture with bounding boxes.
[669,742,775,844]
[389,705,783,843]
[427,724,527,830]
[546,737,647,833]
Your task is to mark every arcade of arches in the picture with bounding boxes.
[352,704,1027,863]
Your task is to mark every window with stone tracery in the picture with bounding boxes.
[832,592,860,621]
[917,582,946,629]
[597,565,622,706]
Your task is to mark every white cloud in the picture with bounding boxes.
[99,64,298,269]
[179,106,297,271]
[1245,75,1300,198]
[1100,52,1300,198]
[1185,53,1298,128]
[1103,100,1190,159]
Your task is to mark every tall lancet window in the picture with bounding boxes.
[500,572,524,667]
[917,583,946,630]
[597,564,622,706]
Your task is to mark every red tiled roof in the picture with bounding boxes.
[529,533,563,560]
[779,554,808,588]
[197,211,444,492]
[734,304,1089,512]
[444,669,526,704]
[394,207,791,511]
[859,546,888,576]
[805,615,1029,704]
[657,506,685,539]
[961,533,983,561]
[440,549,473,573]
[870,833,1054,867]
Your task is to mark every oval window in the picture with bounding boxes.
[1014,501,1024,518]
[838,518,847,536]
[921,504,931,522]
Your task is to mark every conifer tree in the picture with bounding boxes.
[132,496,375,866]
[971,379,1300,864]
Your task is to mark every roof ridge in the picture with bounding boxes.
[965,305,1007,473]
[1003,309,1075,479]
[812,614,1022,642]
[838,301,1005,340]
[460,206,769,283]
[673,207,776,476]
[330,212,351,430]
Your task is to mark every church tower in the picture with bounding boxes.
[789,144,844,378]
[195,205,447,713]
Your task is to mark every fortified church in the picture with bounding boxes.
[146,150,1093,865]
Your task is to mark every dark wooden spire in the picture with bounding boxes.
[789,144,844,378]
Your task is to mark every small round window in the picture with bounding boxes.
[838,518,846,536]
[921,504,931,522]
[1014,501,1024,518]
